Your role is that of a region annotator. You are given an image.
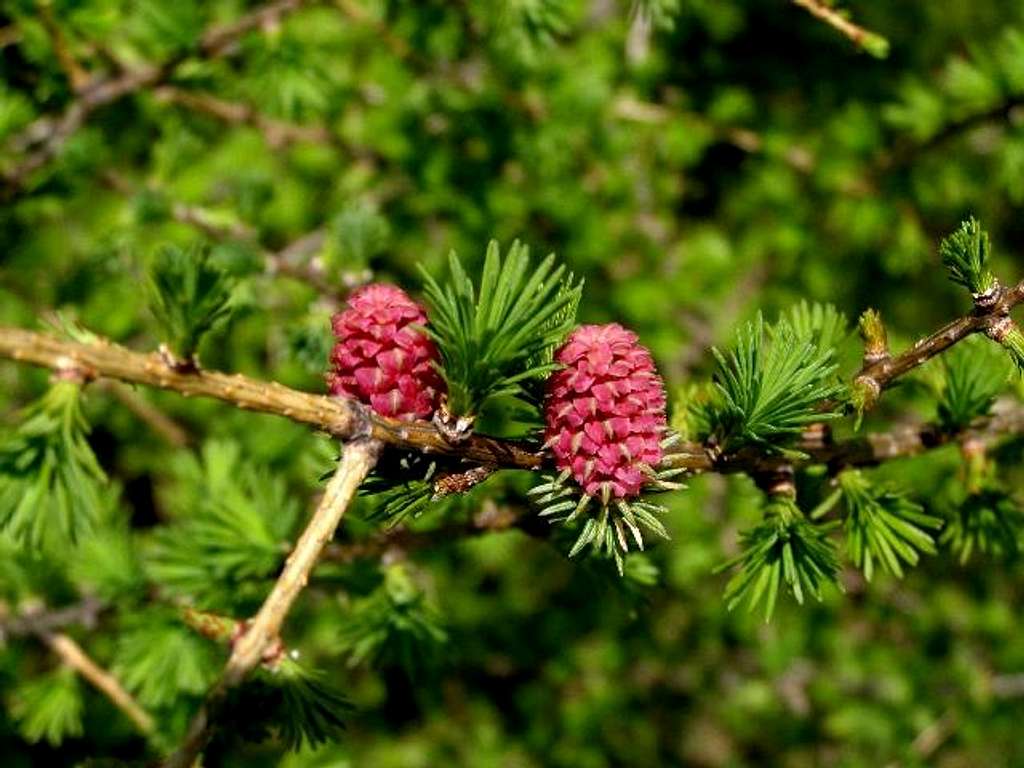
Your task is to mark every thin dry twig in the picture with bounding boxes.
[199,0,307,60]
[98,380,190,447]
[37,0,90,92]
[263,228,333,292]
[332,0,415,62]
[1,600,153,734]
[992,673,1024,698]
[791,0,889,57]
[0,597,105,639]
[875,96,1024,175]
[612,96,815,173]
[163,438,381,768]
[1,0,312,197]
[43,631,156,736]
[910,709,956,760]
[153,86,334,149]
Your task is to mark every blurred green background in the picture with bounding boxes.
[3,0,1024,765]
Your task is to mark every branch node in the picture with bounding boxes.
[858,308,890,365]
[801,422,834,451]
[183,607,239,644]
[433,398,476,443]
[158,343,199,373]
[755,465,796,499]
[973,280,1002,311]
[851,374,882,414]
[985,314,1015,344]
[51,356,95,384]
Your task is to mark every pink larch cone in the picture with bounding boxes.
[544,323,667,499]
[328,284,444,420]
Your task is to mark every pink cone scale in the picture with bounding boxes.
[327,284,444,420]
[544,323,667,499]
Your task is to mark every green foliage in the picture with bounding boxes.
[0,381,106,548]
[492,0,570,65]
[859,32,891,60]
[337,564,448,678]
[939,217,997,297]
[572,549,662,604]
[998,323,1024,373]
[244,35,334,122]
[9,667,84,747]
[631,0,682,30]
[284,310,334,376]
[132,0,203,53]
[783,300,850,354]
[9,1,1024,765]
[528,467,676,574]
[941,488,1024,563]
[525,269,583,390]
[0,85,34,142]
[326,203,389,274]
[227,657,353,752]
[359,448,514,529]
[270,661,352,751]
[42,312,101,346]
[835,471,942,580]
[0,535,37,601]
[114,613,218,708]
[670,382,715,442]
[936,336,1011,429]
[147,243,235,361]
[359,453,438,527]
[360,476,435,526]
[420,241,582,419]
[719,497,840,621]
[145,441,300,610]
[561,496,670,561]
[620,551,660,588]
[710,313,844,453]
[68,487,144,601]
[885,27,1024,146]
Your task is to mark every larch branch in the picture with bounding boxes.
[37,0,90,92]
[0,597,104,639]
[791,0,889,57]
[3,315,1024,477]
[163,437,381,768]
[852,279,1024,405]
[43,631,156,736]
[0,325,545,469]
[1,600,153,735]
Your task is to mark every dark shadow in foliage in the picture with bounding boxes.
[210,657,353,756]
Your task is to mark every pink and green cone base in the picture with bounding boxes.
[532,323,683,570]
